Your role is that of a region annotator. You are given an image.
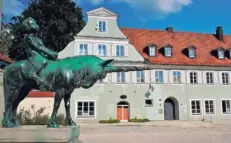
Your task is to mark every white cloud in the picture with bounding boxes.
[86,0,193,21]
[2,0,25,22]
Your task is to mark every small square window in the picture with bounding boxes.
[164,46,172,57]
[218,49,224,59]
[188,48,195,58]
[145,99,153,107]
[149,46,156,56]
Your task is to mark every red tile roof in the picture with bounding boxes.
[120,28,231,66]
[0,53,14,63]
[28,90,54,98]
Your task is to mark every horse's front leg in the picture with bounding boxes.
[47,90,63,128]
[64,93,76,126]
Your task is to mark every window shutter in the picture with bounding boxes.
[103,74,108,83]
[163,70,168,83]
[218,71,223,84]
[111,73,116,83]
[144,70,150,83]
[75,42,79,56]
[150,70,155,83]
[186,71,190,84]
[112,44,116,56]
[181,71,186,83]
[94,44,99,56]
[88,43,93,55]
[213,72,218,84]
[202,71,207,84]
[197,71,202,84]
[124,45,129,56]
[131,71,137,83]
[125,72,130,83]
[169,71,174,84]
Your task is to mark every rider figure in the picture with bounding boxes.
[21,17,58,90]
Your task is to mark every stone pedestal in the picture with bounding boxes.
[0,125,82,143]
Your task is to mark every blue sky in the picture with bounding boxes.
[3,0,231,35]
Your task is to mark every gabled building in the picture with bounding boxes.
[24,7,231,122]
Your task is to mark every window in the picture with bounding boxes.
[116,45,124,56]
[79,44,88,55]
[173,71,181,83]
[76,101,95,118]
[136,71,145,83]
[117,72,125,83]
[218,49,224,59]
[155,71,163,83]
[206,72,214,84]
[164,46,172,57]
[191,100,201,115]
[145,99,153,107]
[190,72,197,84]
[98,21,106,32]
[204,100,215,115]
[98,45,106,56]
[188,48,195,58]
[222,100,231,114]
[222,72,229,84]
[149,46,156,56]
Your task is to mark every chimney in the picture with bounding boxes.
[166,27,173,33]
[216,26,224,42]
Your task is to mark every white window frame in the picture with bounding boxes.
[221,72,229,85]
[75,100,96,119]
[190,99,202,116]
[149,46,156,56]
[98,44,107,56]
[204,99,216,115]
[188,48,195,58]
[218,49,224,59]
[189,71,198,84]
[173,71,181,83]
[221,99,231,115]
[136,71,145,83]
[116,45,125,57]
[155,70,164,84]
[79,44,88,55]
[98,20,106,32]
[117,72,126,83]
[206,72,214,84]
[164,46,172,57]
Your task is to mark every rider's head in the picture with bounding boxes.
[21,17,39,34]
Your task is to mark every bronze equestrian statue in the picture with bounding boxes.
[1,17,153,128]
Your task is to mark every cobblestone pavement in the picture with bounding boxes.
[79,125,231,143]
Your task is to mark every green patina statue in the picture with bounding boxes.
[1,17,153,128]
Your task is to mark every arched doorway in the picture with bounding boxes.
[117,101,129,121]
[164,97,179,120]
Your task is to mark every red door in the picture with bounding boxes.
[123,107,129,120]
[117,107,122,120]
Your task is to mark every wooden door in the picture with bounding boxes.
[117,106,122,120]
[123,106,129,120]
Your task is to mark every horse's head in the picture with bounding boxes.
[74,56,153,89]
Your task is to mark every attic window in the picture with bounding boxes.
[188,46,196,58]
[148,44,156,56]
[164,45,172,57]
[217,48,225,59]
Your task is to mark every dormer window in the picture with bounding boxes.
[187,46,196,58]
[164,45,172,57]
[217,48,225,59]
[148,44,157,56]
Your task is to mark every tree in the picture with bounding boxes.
[8,0,85,61]
[0,15,13,55]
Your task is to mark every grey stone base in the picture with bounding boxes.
[0,125,81,143]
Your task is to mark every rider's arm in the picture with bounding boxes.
[27,36,58,60]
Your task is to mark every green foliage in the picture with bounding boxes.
[99,118,120,124]
[17,104,65,125]
[128,117,150,123]
[8,0,85,61]
[0,16,13,55]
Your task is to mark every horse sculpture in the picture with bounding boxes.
[1,17,153,128]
